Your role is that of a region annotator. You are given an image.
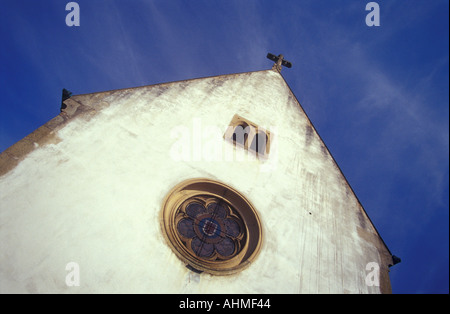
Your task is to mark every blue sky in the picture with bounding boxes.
[0,0,448,294]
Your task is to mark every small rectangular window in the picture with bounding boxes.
[224,114,271,157]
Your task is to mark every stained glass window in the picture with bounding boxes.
[176,198,245,260]
[160,179,263,275]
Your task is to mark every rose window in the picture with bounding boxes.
[160,179,263,275]
[176,199,244,259]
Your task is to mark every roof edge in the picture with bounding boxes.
[71,68,275,98]
[275,70,395,262]
[0,68,277,177]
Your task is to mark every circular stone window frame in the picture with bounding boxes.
[160,178,263,276]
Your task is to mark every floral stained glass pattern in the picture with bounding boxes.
[176,199,245,261]
[160,179,262,275]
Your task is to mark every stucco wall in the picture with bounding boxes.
[0,70,392,293]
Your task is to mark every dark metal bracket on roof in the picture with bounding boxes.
[389,255,402,267]
[61,88,73,111]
